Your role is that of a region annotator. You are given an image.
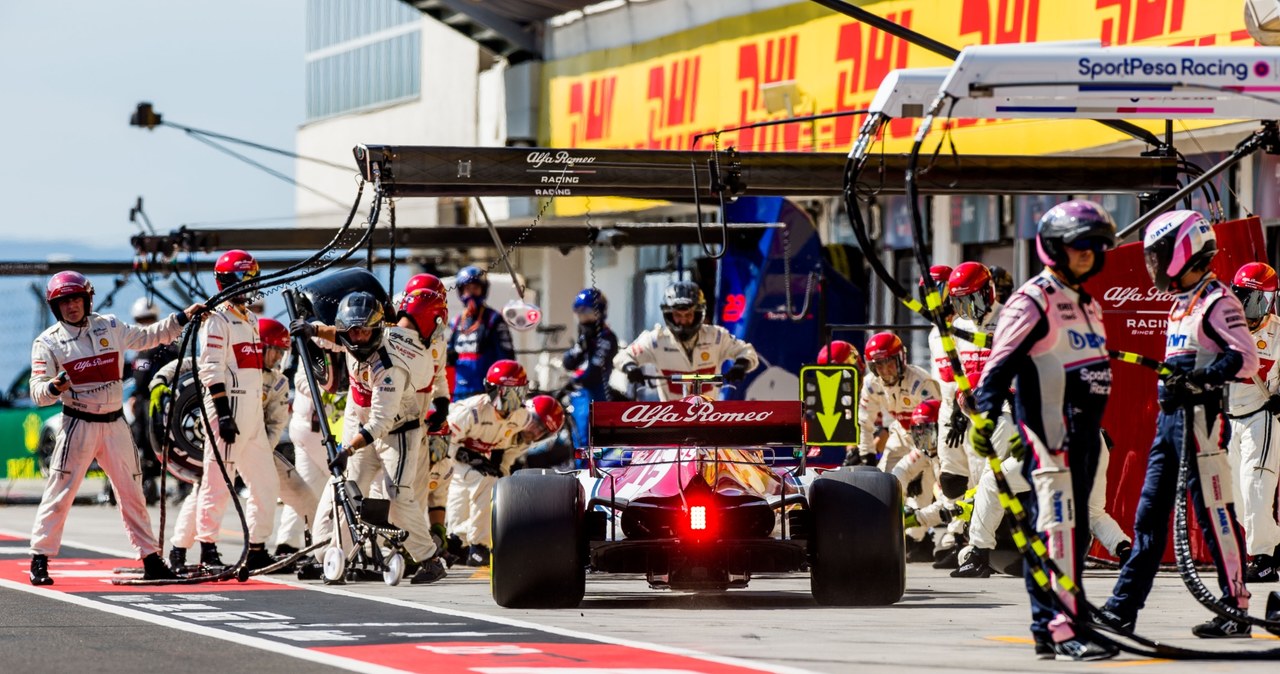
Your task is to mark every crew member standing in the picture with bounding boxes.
[447,266,515,400]
[28,271,201,584]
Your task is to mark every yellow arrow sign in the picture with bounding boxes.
[815,370,843,441]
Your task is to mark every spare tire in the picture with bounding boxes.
[147,370,206,484]
[808,467,905,606]
[491,472,585,608]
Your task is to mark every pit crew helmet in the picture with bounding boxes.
[131,297,158,322]
[524,394,566,440]
[948,262,995,323]
[46,271,94,322]
[573,287,608,322]
[333,291,385,361]
[403,273,446,299]
[397,286,448,339]
[455,266,489,301]
[1036,200,1117,285]
[1142,209,1216,293]
[214,249,260,296]
[909,399,942,457]
[485,359,528,415]
[865,332,906,386]
[817,340,862,371]
[661,281,706,342]
[258,317,291,369]
[1232,261,1278,326]
[987,265,1015,304]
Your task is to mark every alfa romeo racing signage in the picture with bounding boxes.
[591,401,802,447]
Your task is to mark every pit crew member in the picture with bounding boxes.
[856,332,940,470]
[447,266,515,400]
[27,271,200,584]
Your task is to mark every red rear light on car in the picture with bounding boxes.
[689,505,707,531]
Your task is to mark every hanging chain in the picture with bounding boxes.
[584,195,599,291]
[781,222,817,321]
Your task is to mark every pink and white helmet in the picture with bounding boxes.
[1142,210,1217,292]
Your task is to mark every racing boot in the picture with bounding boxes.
[447,534,465,560]
[1053,636,1118,661]
[951,546,993,578]
[296,561,324,580]
[168,547,188,574]
[466,544,491,567]
[142,552,179,581]
[274,543,300,557]
[411,557,448,585]
[199,541,225,568]
[1032,632,1054,660]
[1246,549,1279,584]
[243,543,274,572]
[905,536,934,564]
[1191,614,1252,638]
[29,554,53,586]
[1094,604,1135,633]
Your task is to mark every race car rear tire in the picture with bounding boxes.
[491,472,585,608]
[808,468,905,606]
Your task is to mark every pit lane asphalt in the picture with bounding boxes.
[3,501,1280,673]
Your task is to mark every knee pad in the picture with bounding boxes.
[1031,467,1074,536]
[1196,450,1233,508]
[939,472,968,500]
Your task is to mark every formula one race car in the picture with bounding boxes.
[490,374,904,608]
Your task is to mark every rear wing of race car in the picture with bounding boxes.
[589,400,803,448]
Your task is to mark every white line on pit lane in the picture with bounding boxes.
[0,528,821,674]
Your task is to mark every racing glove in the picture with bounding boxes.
[210,391,239,445]
[1008,432,1026,462]
[725,358,751,384]
[328,444,349,474]
[905,475,924,498]
[149,383,171,419]
[288,318,316,340]
[425,397,450,433]
[945,405,969,448]
[968,411,997,459]
[1265,394,1280,416]
[844,450,878,467]
[1158,370,1207,414]
[624,363,646,384]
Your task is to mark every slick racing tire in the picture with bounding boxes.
[808,467,905,606]
[147,371,205,484]
[491,471,585,608]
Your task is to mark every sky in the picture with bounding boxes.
[0,1,306,384]
[0,0,306,252]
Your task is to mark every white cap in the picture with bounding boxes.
[131,297,158,321]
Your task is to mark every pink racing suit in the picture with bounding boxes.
[1109,275,1258,622]
[29,311,186,558]
[975,269,1112,641]
[194,304,278,547]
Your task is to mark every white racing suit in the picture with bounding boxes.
[975,270,1112,642]
[370,332,450,525]
[282,337,346,547]
[191,304,278,547]
[1226,313,1280,557]
[444,394,532,549]
[858,363,939,470]
[29,311,187,558]
[311,327,437,564]
[614,323,759,401]
[1108,275,1258,622]
[265,368,319,551]
[930,308,1008,494]
[966,434,1130,556]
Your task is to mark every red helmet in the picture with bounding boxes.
[397,287,448,337]
[920,265,952,294]
[865,332,904,362]
[1233,262,1278,324]
[910,399,941,427]
[909,399,942,456]
[214,249,260,293]
[948,262,995,322]
[865,332,906,385]
[817,340,862,369]
[485,359,528,414]
[258,317,291,350]
[46,271,95,321]
[403,273,446,298]
[524,394,566,437]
